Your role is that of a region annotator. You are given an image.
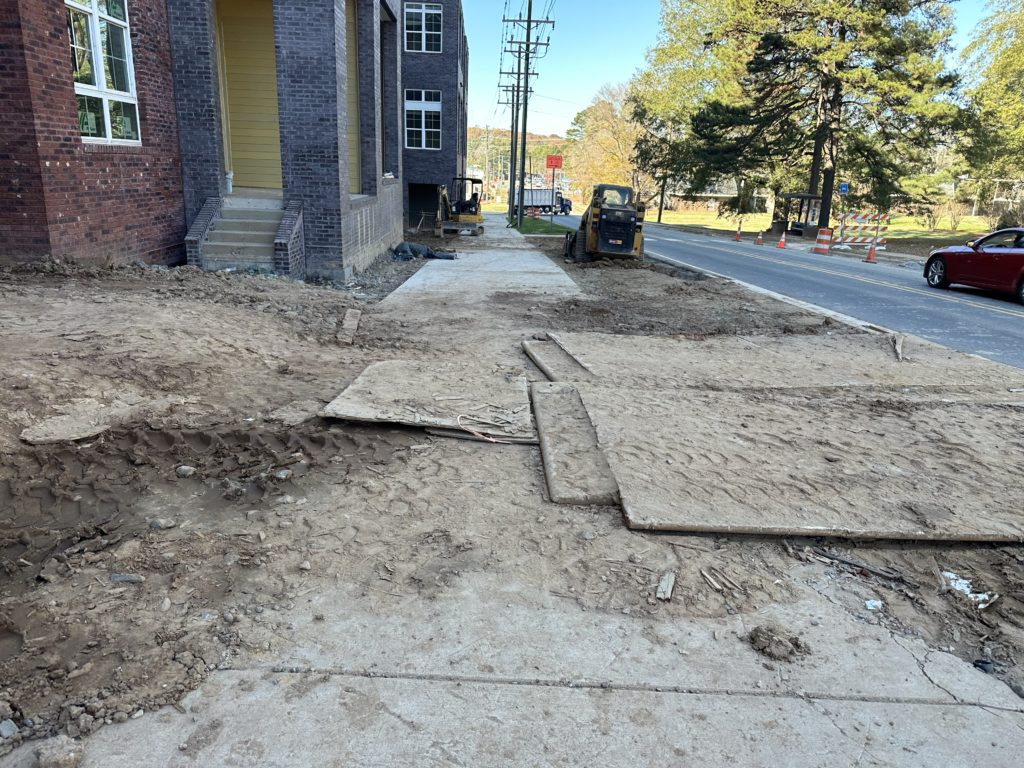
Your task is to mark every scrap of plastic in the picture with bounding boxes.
[942,571,999,610]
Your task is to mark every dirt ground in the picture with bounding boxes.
[1,239,1022,755]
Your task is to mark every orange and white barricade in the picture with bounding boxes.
[813,228,833,255]
[831,213,889,251]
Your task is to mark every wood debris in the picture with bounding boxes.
[656,571,676,601]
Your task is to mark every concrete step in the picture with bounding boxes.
[219,208,284,223]
[208,227,277,245]
[223,191,284,211]
[201,259,276,274]
[214,217,280,233]
[203,241,276,259]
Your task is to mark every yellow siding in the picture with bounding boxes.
[346,0,361,194]
[218,0,282,189]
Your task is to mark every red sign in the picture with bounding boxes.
[546,155,563,169]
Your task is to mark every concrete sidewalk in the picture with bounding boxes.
[385,214,579,302]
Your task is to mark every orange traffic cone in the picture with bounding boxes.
[863,244,877,263]
[755,231,764,246]
[777,231,787,249]
[734,223,742,242]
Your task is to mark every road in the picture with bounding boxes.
[559,215,1024,369]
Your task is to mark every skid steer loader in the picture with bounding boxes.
[564,184,645,262]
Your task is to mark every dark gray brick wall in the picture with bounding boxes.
[381,10,401,179]
[341,178,403,277]
[356,0,380,195]
[401,0,468,210]
[166,0,225,227]
[273,0,345,273]
[184,197,222,266]
[274,201,306,280]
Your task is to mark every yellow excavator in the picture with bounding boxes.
[436,177,484,236]
[565,184,645,261]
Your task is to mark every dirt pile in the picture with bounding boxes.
[747,624,811,661]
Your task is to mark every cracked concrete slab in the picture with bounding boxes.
[236,581,1022,711]
[8,671,1019,767]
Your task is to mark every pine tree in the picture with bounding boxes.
[641,0,960,225]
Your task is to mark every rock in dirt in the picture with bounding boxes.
[747,624,810,662]
[20,395,182,445]
[110,573,145,584]
[149,518,177,530]
[0,719,17,738]
[267,400,322,427]
[175,465,197,478]
[35,734,85,768]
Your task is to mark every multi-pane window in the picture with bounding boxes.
[66,0,140,143]
[405,90,441,150]
[405,3,442,53]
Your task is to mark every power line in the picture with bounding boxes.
[500,0,555,225]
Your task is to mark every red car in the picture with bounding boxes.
[924,228,1024,303]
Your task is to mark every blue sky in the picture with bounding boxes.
[465,0,991,136]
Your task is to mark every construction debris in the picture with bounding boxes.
[656,572,676,601]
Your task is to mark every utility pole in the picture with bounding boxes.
[500,4,553,228]
[505,57,521,222]
[516,0,534,229]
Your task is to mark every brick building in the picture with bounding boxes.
[169,0,405,280]
[401,1,469,226]
[1,0,186,263]
[1,0,408,280]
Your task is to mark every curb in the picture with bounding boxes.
[645,250,894,336]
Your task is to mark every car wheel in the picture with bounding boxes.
[925,256,949,288]
[1018,277,1024,305]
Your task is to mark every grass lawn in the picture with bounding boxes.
[513,216,573,235]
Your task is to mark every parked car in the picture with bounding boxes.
[924,228,1024,303]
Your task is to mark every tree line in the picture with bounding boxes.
[563,0,1023,230]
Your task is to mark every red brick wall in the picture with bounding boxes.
[0,0,186,264]
[0,1,50,256]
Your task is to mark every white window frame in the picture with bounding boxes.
[404,2,442,54]
[404,89,442,150]
[66,0,141,145]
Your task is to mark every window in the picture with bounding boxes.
[978,231,1024,249]
[405,3,441,53]
[66,0,140,143]
[405,90,441,150]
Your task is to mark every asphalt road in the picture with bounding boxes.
[559,215,1024,369]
